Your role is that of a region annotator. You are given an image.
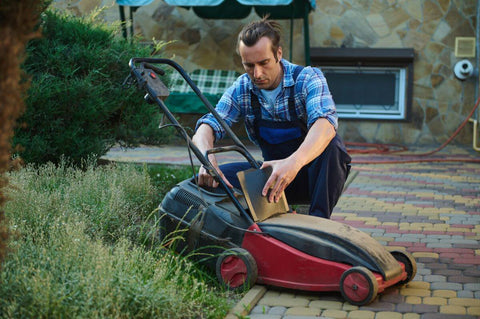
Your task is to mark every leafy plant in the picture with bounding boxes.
[14,9,175,165]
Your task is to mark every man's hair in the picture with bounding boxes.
[236,16,282,62]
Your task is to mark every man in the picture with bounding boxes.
[192,17,351,219]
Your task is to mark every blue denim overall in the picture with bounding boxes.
[220,68,351,218]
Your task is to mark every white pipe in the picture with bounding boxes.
[469,118,480,151]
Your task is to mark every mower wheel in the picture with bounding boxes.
[391,250,417,285]
[340,266,378,306]
[216,248,257,291]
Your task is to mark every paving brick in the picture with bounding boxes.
[421,314,476,319]
[284,306,321,317]
[406,281,430,290]
[404,296,422,304]
[251,305,270,314]
[402,314,420,319]
[448,275,479,283]
[395,303,414,313]
[423,275,447,282]
[268,306,286,316]
[457,291,474,298]
[439,304,466,315]
[449,298,480,307]
[430,282,463,291]
[374,311,403,319]
[248,314,282,319]
[258,295,310,308]
[400,288,431,297]
[423,297,448,305]
[361,301,395,312]
[346,310,375,319]
[412,252,439,259]
[467,306,480,316]
[463,283,480,291]
[308,300,343,310]
[320,309,348,318]
[432,290,457,298]
[412,304,439,313]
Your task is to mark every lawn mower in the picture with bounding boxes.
[127,57,417,306]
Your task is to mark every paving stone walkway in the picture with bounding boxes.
[231,150,480,319]
[103,144,480,319]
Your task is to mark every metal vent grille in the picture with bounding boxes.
[455,37,476,58]
[174,189,202,209]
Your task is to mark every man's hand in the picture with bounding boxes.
[192,124,233,189]
[198,159,233,189]
[260,118,336,203]
[260,157,302,203]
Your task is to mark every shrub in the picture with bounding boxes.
[14,9,174,165]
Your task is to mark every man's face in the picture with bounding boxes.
[239,36,283,90]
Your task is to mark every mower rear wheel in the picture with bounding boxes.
[340,266,378,306]
[216,248,257,291]
[391,250,417,285]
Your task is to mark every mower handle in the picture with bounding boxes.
[128,57,259,224]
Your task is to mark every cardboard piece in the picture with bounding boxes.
[237,166,289,222]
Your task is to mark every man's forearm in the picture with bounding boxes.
[289,118,336,168]
[192,124,215,155]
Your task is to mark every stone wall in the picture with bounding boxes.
[50,0,479,146]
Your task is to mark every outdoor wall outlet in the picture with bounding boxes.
[455,37,476,58]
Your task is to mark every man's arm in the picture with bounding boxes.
[260,118,335,202]
[192,124,233,188]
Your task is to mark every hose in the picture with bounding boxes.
[347,96,480,164]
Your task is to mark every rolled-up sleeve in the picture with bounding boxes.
[195,83,243,142]
[302,67,338,130]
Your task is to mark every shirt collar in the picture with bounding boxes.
[247,59,296,94]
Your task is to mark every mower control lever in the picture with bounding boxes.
[142,62,166,76]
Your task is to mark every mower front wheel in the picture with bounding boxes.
[216,248,257,291]
[340,266,378,306]
[391,250,417,285]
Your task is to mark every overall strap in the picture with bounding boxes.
[252,65,305,120]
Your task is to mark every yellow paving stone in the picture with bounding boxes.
[423,297,448,305]
[412,252,439,259]
[467,307,480,316]
[402,314,420,319]
[342,303,359,311]
[375,311,403,319]
[263,290,281,298]
[347,310,376,319]
[405,296,422,304]
[475,249,480,256]
[382,222,399,227]
[309,300,343,309]
[449,298,480,307]
[321,309,348,318]
[345,216,378,222]
[365,221,382,226]
[406,281,430,289]
[400,288,431,297]
[432,290,457,298]
[284,306,321,316]
[373,236,395,242]
[440,305,466,315]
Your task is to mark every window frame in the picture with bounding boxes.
[310,48,415,121]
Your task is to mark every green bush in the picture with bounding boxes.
[1,162,231,318]
[14,9,174,165]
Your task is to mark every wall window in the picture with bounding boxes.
[311,48,414,121]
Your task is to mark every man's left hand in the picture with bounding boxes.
[260,157,302,203]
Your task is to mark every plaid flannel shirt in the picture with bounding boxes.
[196,59,338,145]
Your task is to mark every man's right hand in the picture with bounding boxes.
[198,161,234,189]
